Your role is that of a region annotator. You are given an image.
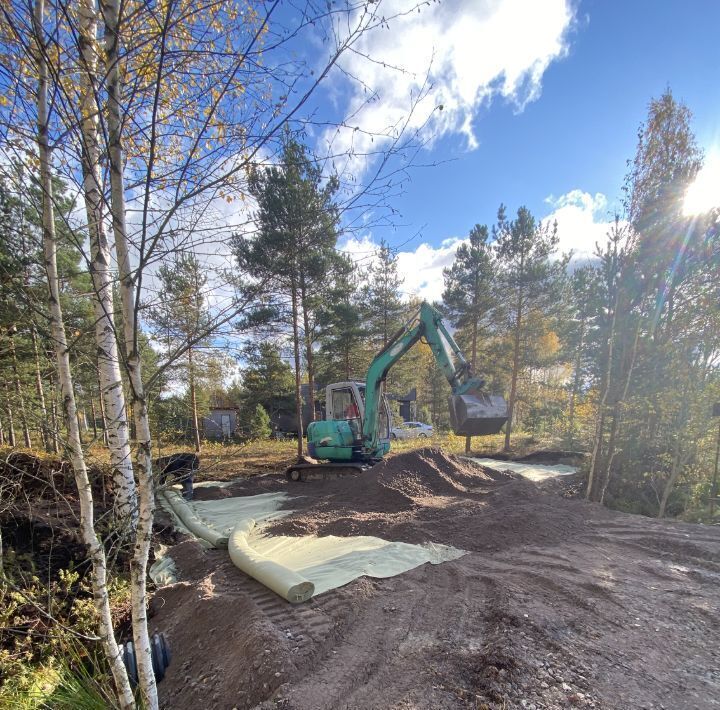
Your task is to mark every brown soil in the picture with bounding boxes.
[151,448,720,710]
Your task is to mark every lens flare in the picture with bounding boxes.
[683,150,720,216]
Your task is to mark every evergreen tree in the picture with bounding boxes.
[147,253,211,451]
[316,255,372,384]
[563,264,600,448]
[586,90,714,509]
[443,223,497,451]
[248,404,272,440]
[234,138,340,456]
[238,343,296,434]
[493,205,565,451]
[362,239,405,348]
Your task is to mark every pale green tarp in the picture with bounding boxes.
[156,487,467,601]
[466,457,577,482]
[149,546,178,586]
[244,525,466,596]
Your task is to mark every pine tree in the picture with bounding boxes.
[494,205,565,451]
[147,253,211,452]
[443,223,497,451]
[234,138,340,457]
[316,255,372,383]
[362,239,406,349]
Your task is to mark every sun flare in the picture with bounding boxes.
[683,150,720,216]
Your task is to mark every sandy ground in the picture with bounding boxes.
[150,449,720,710]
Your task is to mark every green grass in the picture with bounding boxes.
[0,639,122,710]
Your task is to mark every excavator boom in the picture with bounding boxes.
[293,301,507,478]
[361,302,506,457]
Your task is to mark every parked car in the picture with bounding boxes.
[390,421,434,440]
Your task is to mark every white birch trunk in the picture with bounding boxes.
[33,2,134,705]
[77,0,137,526]
[101,0,158,704]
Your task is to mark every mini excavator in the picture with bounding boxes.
[286,302,507,480]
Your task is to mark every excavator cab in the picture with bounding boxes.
[326,382,391,443]
[306,382,391,463]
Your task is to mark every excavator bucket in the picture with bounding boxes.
[448,393,508,436]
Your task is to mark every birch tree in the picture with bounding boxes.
[32,0,134,704]
[76,0,137,524]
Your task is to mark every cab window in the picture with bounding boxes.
[332,388,360,420]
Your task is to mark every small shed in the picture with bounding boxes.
[204,396,239,440]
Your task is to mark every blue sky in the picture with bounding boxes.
[325,0,720,300]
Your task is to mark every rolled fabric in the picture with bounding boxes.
[160,490,229,549]
[228,519,314,604]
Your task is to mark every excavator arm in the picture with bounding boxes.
[361,302,507,457]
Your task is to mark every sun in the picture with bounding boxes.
[683,150,720,216]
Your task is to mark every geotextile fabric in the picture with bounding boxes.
[157,488,466,602]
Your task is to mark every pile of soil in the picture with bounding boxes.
[151,448,720,710]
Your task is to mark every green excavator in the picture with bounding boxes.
[285,301,507,481]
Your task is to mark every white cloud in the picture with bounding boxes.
[543,189,618,260]
[341,234,466,302]
[326,0,575,171]
[341,187,619,303]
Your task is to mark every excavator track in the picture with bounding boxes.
[285,462,372,482]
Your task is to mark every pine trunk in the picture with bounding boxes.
[658,435,683,519]
[34,1,134,702]
[30,325,51,451]
[3,383,16,448]
[597,314,642,504]
[586,285,619,501]
[567,316,586,448]
[90,398,98,439]
[465,314,479,455]
[188,347,201,452]
[300,278,316,423]
[9,336,32,448]
[504,296,523,452]
[291,280,304,458]
[49,380,59,454]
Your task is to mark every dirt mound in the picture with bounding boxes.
[374,447,505,497]
[1,451,70,496]
[152,446,720,710]
[1,451,109,499]
[266,448,521,541]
